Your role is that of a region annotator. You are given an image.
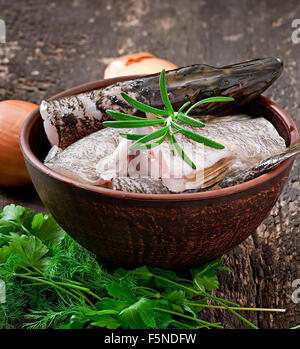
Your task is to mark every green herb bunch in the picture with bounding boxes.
[103,69,234,169]
[0,205,288,329]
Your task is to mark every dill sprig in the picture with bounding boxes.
[0,204,290,330]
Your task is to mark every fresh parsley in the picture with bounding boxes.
[0,205,287,329]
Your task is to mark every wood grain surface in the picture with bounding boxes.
[0,0,299,328]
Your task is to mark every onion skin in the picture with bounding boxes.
[0,100,38,187]
[104,52,178,79]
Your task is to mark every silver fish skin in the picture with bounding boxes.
[111,177,170,194]
[216,138,300,188]
[148,116,286,192]
[44,115,286,194]
[40,57,283,149]
[44,127,125,185]
[92,115,285,193]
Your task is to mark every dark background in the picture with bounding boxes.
[0,0,299,328]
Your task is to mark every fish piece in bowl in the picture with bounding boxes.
[40,58,283,150]
[44,114,286,193]
[44,127,126,185]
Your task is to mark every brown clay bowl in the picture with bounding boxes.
[20,76,299,270]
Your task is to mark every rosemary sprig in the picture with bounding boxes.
[103,69,234,169]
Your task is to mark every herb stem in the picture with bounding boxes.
[31,267,85,286]
[201,291,259,329]
[20,224,33,236]
[73,290,94,307]
[154,307,223,329]
[27,266,102,303]
[26,266,103,303]
[184,302,286,312]
[84,290,102,302]
[134,286,161,299]
[2,220,33,236]
[55,289,69,306]
[53,276,84,286]
[152,274,200,295]
[151,272,258,329]
[12,273,84,303]
[171,320,208,329]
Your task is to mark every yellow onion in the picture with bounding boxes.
[0,100,37,186]
[104,52,178,79]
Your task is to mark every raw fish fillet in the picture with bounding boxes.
[41,58,283,149]
[44,115,286,193]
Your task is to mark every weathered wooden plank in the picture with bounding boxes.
[0,0,299,328]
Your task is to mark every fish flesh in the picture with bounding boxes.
[40,57,283,149]
[214,138,300,189]
[118,117,286,192]
[44,115,286,193]
[44,128,127,185]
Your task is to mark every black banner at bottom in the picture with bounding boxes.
[0,329,296,346]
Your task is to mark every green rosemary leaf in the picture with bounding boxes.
[119,133,146,140]
[129,126,169,149]
[171,121,224,149]
[169,133,176,156]
[177,101,191,115]
[186,97,234,115]
[171,134,196,169]
[121,92,168,116]
[103,70,233,169]
[103,119,165,128]
[106,110,144,121]
[129,131,168,150]
[159,69,174,115]
[177,113,205,128]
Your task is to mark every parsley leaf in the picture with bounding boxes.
[0,234,50,271]
[31,213,65,245]
[105,281,136,303]
[0,204,269,330]
[119,297,157,329]
[0,204,64,246]
[191,257,231,292]
[0,204,25,221]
